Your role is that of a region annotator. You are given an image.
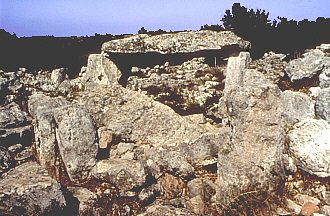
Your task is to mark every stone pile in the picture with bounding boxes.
[127,57,226,114]
[1,29,330,215]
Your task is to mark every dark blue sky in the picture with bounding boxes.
[1,0,329,37]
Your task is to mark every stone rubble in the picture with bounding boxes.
[126,57,226,114]
[1,30,330,215]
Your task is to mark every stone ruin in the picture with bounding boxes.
[1,30,330,215]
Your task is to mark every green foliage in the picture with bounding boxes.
[200,24,224,31]
[221,3,270,34]
[220,3,330,58]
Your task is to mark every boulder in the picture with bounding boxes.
[102,30,250,54]
[0,103,32,148]
[0,102,30,129]
[179,129,231,165]
[281,90,315,126]
[294,194,321,206]
[316,88,330,124]
[51,68,68,87]
[0,162,66,215]
[75,84,207,147]
[159,173,185,200]
[300,202,320,216]
[217,52,285,206]
[28,94,98,183]
[186,178,217,215]
[91,158,147,195]
[321,205,330,216]
[28,93,71,118]
[285,49,325,82]
[319,69,330,88]
[28,94,70,179]
[186,195,205,215]
[54,106,98,183]
[83,54,121,86]
[287,118,330,177]
[145,146,195,179]
[67,186,98,215]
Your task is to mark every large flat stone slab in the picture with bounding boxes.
[102,30,250,54]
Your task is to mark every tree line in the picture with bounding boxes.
[0,30,127,76]
[0,3,329,73]
[202,3,330,58]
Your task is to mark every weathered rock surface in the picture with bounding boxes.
[321,205,330,216]
[67,186,98,215]
[102,30,250,54]
[28,94,98,183]
[320,69,330,88]
[0,103,30,129]
[75,84,207,147]
[2,33,329,215]
[138,204,196,216]
[145,146,195,179]
[83,54,121,86]
[159,173,185,200]
[300,202,320,216]
[0,70,25,105]
[54,106,98,182]
[295,194,321,206]
[0,146,14,175]
[286,198,303,215]
[0,162,66,215]
[51,68,68,87]
[0,102,32,148]
[127,57,225,114]
[217,52,285,205]
[316,88,330,124]
[281,90,315,126]
[28,93,71,118]
[285,49,326,82]
[92,159,147,195]
[287,118,330,177]
[249,51,286,84]
[179,129,231,165]
[186,178,217,215]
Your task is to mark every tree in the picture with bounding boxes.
[221,3,272,57]
[138,27,148,34]
[221,3,271,36]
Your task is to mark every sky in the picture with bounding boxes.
[0,0,329,37]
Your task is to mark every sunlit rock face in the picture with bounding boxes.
[3,25,330,216]
[216,52,285,206]
[102,30,250,54]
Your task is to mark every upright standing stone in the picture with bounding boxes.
[84,54,121,86]
[217,52,285,206]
